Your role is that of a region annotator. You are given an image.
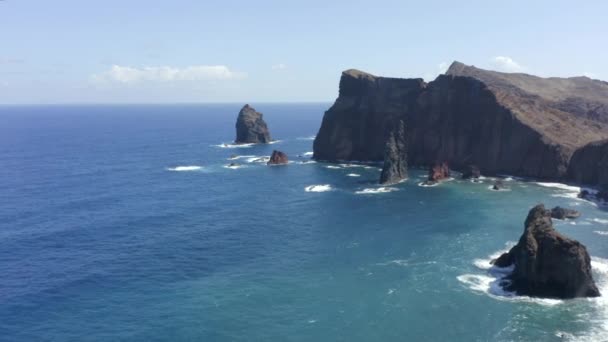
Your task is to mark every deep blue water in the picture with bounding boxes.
[1,104,608,341]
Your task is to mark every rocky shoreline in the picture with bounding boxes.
[313,61,608,190]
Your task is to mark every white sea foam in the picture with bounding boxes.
[166,166,203,172]
[297,136,316,141]
[347,173,361,177]
[223,164,245,169]
[387,288,396,295]
[245,156,269,163]
[227,155,256,160]
[488,185,511,192]
[418,182,439,187]
[594,231,608,236]
[325,165,341,169]
[593,218,608,225]
[213,143,254,149]
[355,187,398,194]
[303,152,313,157]
[305,184,332,192]
[299,160,317,164]
[536,182,581,193]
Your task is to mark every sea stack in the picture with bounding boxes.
[492,204,600,299]
[427,162,450,183]
[267,150,288,165]
[379,120,408,185]
[235,104,272,144]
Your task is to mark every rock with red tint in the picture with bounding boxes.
[267,150,288,165]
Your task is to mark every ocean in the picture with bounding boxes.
[1,103,608,341]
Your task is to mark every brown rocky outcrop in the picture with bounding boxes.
[313,62,608,182]
[235,104,272,144]
[492,204,600,299]
[379,120,408,185]
[427,162,450,183]
[267,150,288,165]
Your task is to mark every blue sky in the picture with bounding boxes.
[0,0,606,104]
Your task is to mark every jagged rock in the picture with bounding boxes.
[379,120,408,185]
[267,150,288,165]
[550,206,581,220]
[568,139,608,187]
[235,104,271,144]
[313,62,608,181]
[492,204,600,299]
[461,165,481,179]
[428,162,450,182]
[492,180,505,191]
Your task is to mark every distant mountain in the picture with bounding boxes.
[313,61,608,182]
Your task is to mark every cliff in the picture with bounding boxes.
[313,62,608,181]
[568,139,608,187]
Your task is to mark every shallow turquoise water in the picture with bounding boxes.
[1,104,607,341]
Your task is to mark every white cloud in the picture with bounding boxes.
[271,63,287,70]
[491,56,524,73]
[91,65,246,83]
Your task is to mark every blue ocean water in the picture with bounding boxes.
[1,104,608,342]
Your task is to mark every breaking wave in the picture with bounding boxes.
[347,173,361,177]
[305,184,332,192]
[213,143,254,148]
[166,166,203,172]
[355,187,398,194]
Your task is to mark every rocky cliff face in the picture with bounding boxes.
[379,120,408,185]
[313,62,608,182]
[313,70,425,162]
[568,139,608,187]
[235,104,272,144]
[492,204,599,299]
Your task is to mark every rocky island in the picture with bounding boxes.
[235,104,272,144]
[313,62,608,186]
[492,204,600,299]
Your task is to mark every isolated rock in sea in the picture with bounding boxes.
[568,139,608,187]
[267,150,288,165]
[461,165,481,179]
[379,120,408,185]
[428,162,450,182]
[492,180,505,191]
[235,104,272,144]
[550,206,581,220]
[313,62,608,181]
[492,204,600,299]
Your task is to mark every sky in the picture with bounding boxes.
[0,0,607,104]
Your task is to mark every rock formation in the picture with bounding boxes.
[427,162,450,183]
[313,62,608,182]
[267,150,288,165]
[492,180,505,191]
[550,206,581,220]
[462,165,481,179]
[235,104,272,144]
[492,204,600,299]
[379,120,408,185]
[568,139,608,187]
